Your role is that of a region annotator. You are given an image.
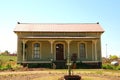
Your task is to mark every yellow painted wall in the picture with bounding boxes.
[17,32,102,62]
[41,41,51,60]
[86,41,92,60]
[70,41,78,58]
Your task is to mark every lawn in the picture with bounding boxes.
[0,55,17,62]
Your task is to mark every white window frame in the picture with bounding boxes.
[78,42,87,59]
[32,42,41,59]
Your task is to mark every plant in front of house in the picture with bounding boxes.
[102,63,120,70]
[0,55,22,71]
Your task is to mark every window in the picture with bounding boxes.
[80,43,86,59]
[33,43,40,58]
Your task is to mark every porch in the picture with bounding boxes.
[18,60,101,69]
[20,37,99,62]
[17,36,102,68]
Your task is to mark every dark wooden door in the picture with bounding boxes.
[56,44,64,60]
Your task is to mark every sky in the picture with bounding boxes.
[0,0,120,57]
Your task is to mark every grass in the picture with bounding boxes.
[0,69,120,80]
[0,55,17,63]
[0,55,21,70]
[30,69,120,80]
[31,69,119,80]
[0,55,120,79]
[33,75,107,80]
[33,76,60,80]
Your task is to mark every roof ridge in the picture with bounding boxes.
[17,22,99,24]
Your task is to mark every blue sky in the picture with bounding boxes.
[0,0,120,57]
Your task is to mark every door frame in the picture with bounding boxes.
[54,42,65,60]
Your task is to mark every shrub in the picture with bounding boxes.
[106,64,113,69]
[102,64,107,69]
[6,64,12,69]
[0,66,5,70]
[102,64,113,69]
[116,66,120,70]
[0,55,18,71]
[102,64,120,70]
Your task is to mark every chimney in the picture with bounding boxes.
[17,22,20,24]
[97,22,99,24]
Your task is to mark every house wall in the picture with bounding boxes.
[26,41,32,60]
[41,41,51,60]
[23,41,51,61]
[16,32,102,63]
[70,41,78,57]
[97,38,102,61]
[86,41,92,60]
[17,32,101,38]
[17,39,22,62]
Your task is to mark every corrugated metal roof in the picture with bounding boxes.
[14,23,104,32]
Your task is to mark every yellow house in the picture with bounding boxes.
[14,22,104,68]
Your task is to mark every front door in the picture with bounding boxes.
[56,44,64,60]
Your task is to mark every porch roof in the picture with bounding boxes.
[14,23,104,33]
[20,36,99,39]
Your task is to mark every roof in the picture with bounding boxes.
[14,23,104,33]
[21,36,98,39]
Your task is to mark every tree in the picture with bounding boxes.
[1,50,10,56]
[109,55,118,60]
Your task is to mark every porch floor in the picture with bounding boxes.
[18,61,51,64]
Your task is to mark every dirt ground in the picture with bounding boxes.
[0,68,120,80]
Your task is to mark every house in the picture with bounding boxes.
[14,22,104,68]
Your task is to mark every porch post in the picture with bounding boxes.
[22,40,27,61]
[95,40,97,61]
[48,40,55,60]
[92,40,94,60]
[65,40,72,75]
[92,40,97,61]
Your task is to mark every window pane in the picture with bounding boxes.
[34,43,40,47]
[80,43,86,58]
[33,43,40,58]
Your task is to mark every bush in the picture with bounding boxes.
[6,64,12,69]
[102,64,113,69]
[0,55,19,71]
[116,66,120,70]
[102,64,120,70]
[102,64,107,69]
[106,65,113,69]
[0,66,5,70]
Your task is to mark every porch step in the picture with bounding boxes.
[53,61,67,69]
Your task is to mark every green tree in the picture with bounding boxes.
[109,55,118,60]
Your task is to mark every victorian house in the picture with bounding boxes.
[14,22,104,68]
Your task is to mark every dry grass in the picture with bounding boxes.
[0,69,120,80]
[32,76,108,80]
[33,76,60,80]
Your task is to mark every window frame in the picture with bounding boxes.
[32,42,41,59]
[78,42,87,59]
